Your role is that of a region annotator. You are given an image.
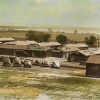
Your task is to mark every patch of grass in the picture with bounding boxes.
[0,88,40,99]
[0,68,100,100]
[0,81,24,88]
[37,77,94,85]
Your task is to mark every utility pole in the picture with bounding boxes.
[97,36,99,47]
[48,28,53,34]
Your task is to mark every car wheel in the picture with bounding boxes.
[21,64,25,68]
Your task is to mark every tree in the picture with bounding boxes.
[43,33,50,42]
[34,32,44,42]
[56,34,68,45]
[85,35,97,47]
[26,30,35,40]
[26,31,51,42]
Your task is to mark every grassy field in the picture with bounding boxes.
[0,31,27,40]
[0,30,99,42]
[50,32,94,41]
[0,67,99,100]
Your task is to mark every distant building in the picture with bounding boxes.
[65,43,88,50]
[5,40,38,46]
[0,37,15,43]
[86,55,100,78]
[0,41,63,58]
[38,42,61,48]
[0,43,50,58]
[62,46,80,58]
[38,42,63,58]
[68,48,100,62]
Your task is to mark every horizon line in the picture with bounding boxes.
[0,24,100,29]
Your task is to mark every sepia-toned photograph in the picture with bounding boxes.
[0,0,100,100]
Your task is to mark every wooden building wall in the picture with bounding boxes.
[52,51,63,58]
[68,53,88,62]
[0,49,15,56]
[0,48,63,58]
[86,63,100,77]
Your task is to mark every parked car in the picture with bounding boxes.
[13,57,21,67]
[51,61,60,68]
[3,57,11,67]
[33,59,41,66]
[9,56,16,63]
[23,60,32,68]
[41,61,50,67]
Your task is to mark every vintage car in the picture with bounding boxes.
[23,59,32,68]
[13,57,22,67]
[3,56,11,67]
[50,61,60,68]
[41,60,51,67]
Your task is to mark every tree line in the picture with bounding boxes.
[26,30,68,44]
[26,30,97,47]
[26,30,50,42]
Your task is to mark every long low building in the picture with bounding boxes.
[62,46,80,58]
[0,39,90,59]
[68,48,100,62]
[0,44,50,57]
[65,43,88,50]
[5,40,38,45]
[0,41,63,58]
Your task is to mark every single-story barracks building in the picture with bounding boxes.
[86,55,100,78]
[0,41,63,58]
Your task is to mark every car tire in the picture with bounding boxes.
[21,64,25,68]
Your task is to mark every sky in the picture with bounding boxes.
[0,0,100,27]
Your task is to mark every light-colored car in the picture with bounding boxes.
[51,61,60,68]
[41,60,51,67]
[3,56,11,67]
[24,60,32,68]
[13,57,22,67]
[33,59,41,66]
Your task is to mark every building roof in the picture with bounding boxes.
[38,42,61,47]
[0,37,15,42]
[62,46,80,52]
[0,44,27,50]
[78,48,100,56]
[5,40,38,45]
[0,44,49,51]
[86,55,100,64]
[65,43,88,48]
